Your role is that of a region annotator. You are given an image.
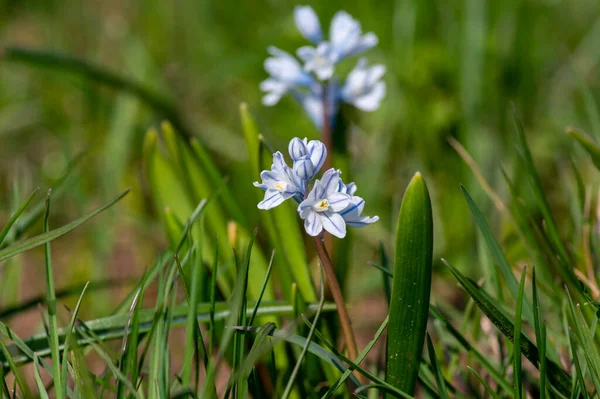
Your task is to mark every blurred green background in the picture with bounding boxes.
[1,0,600,323]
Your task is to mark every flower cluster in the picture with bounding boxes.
[254,137,378,238]
[260,6,386,128]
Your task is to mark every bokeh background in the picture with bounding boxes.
[1,0,600,336]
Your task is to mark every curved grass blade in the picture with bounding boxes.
[566,126,600,171]
[33,356,50,399]
[0,301,336,368]
[443,258,571,396]
[354,383,410,398]
[387,172,433,396]
[238,325,362,389]
[512,110,570,265]
[532,268,547,398]
[60,282,89,394]
[461,185,534,325]
[0,189,130,264]
[466,366,500,399]
[281,264,325,399]
[426,334,449,399]
[42,192,63,399]
[513,267,527,399]
[322,315,389,398]
[0,187,39,246]
[3,47,190,139]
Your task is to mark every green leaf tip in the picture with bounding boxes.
[566,126,600,170]
[386,172,433,396]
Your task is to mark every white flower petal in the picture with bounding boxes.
[294,6,323,43]
[327,192,351,212]
[341,196,365,219]
[307,140,327,176]
[345,182,357,195]
[253,181,268,191]
[262,92,282,106]
[367,64,386,86]
[329,11,360,52]
[320,168,341,197]
[293,157,314,180]
[297,46,316,62]
[289,137,308,160]
[315,64,334,80]
[258,191,285,210]
[304,211,323,236]
[354,81,386,111]
[346,215,379,228]
[345,32,378,57]
[320,212,346,238]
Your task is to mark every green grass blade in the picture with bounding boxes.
[0,187,39,246]
[532,268,547,398]
[281,265,326,399]
[387,172,433,396]
[42,192,63,399]
[61,281,89,394]
[0,338,30,397]
[443,258,571,396]
[248,249,275,327]
[512,111,570,264]
[429,306,512,393]
[3,46,190,139]
[426,333,449,399]
[0,188,130,264]
[568,330,590,399]
[322,315,390,398]
[466,366,500,399]
[461,185,535,325]
[566,126,600,171]
[513,267,527,399]
[33,356,50,399]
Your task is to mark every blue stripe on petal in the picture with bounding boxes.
[304,211,323,236]
[258,191,285,210]
[340,198,364,216]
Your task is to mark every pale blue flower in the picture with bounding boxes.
[340,195,379,227]
[297,43,336,81]
[260,47,313,106]
[298,169,351,238]
[341,58,386,111]
[294,6,323,44]
[254,151,305,209]
[329,11,378,61]
[288,137,327,180]
[292,82,340,129]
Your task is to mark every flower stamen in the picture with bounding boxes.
[314,199,330,212]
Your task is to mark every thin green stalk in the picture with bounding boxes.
[43,192,63,399]
[281,264,325,399]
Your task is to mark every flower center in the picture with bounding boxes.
[274,181,288,192]
[313,199,330,212]
[315,55,328,67]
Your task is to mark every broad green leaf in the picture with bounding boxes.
[240,104,315,302]
[0,189,130,264]
[387,172,433,396]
